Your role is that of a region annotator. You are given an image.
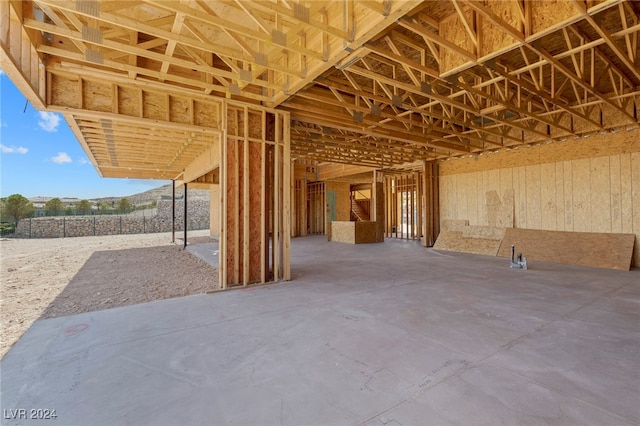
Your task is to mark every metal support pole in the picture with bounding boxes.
[172,180,176,243]
[183,183,188,249]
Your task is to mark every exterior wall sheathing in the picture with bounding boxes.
[439,130,640,267]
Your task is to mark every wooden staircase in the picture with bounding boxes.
[351,199,370,222]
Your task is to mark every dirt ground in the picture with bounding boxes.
[0,230,218,359]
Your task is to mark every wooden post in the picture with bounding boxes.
[233,110,240,285]
[417,171,422,242]
[183,183,188,249]
[260,112,266,284]
[373,170,385,242]
[422,160,429,247]
[243,106,249,286]
[171,180,175,243]
[302,177,308,237]
[220,102,227,289]
[388,177,392,238]
[273,117,281,281]
[283,114,291,281]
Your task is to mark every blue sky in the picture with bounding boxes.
[0,70,166,199]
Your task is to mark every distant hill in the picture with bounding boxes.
[29,184,210,207]
[90,184,210,206]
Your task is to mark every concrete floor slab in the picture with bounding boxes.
[186,242,218,268]
[2,236,639,425]
[366,363,636,425]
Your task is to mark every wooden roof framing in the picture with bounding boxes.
[1,0,639,176]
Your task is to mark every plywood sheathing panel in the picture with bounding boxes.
[540,163,557,231]
[572,158,590,232]
[83,80,112,113]
[497,228,635,271]
[590,156,612,233]
[355,222,380,244]
[440,129,640,175]
[481,1,521,57]
[48,72,223,130]
[531,0,579,34]
[525,165,542,229]
[486,189,514,228]
[118,86,141,117]
[441,219,470,231]
[329,221,356,244]
[50,73,81,109]
[439,137,640,267]
[434,187,509,255]
[329,221,381,244]
[440,8,475,73]
[142,92,165,120]
[169,96,190,124]
[433,226,506,256]
[193,102,219,127]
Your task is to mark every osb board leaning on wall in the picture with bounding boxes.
[433,220,506,256]
[498,228,636,271]
[438,129,640,268]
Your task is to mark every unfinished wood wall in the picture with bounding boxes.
[325,181,351,222]
[422,162,441,247]
[439,131,640,267]
[220,102,290,288]
[307,182,325,235]
[384,172,423,240]
[291,178,308,237]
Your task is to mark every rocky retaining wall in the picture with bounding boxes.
[15,199,210,238]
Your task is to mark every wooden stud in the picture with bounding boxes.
[274,115,281,281]
[220,101,228,289]
[260,111,266,284]
[233,109,240,285]
[283,113,291,281]
[243,106,250,285]
[422,161,429,247]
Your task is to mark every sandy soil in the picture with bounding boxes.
[0,230,218,359]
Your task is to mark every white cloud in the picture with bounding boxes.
[78,157,89,165]
[0,144,28,154]
[0,69,4,76]
[51,152,72,164]
[38,111,61,132]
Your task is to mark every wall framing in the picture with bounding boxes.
[220,101,291,289]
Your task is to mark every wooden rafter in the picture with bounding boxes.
[3,0,639,173]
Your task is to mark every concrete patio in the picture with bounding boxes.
[2,236,639,425]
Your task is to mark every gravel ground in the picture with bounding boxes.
[0,230,218,359]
